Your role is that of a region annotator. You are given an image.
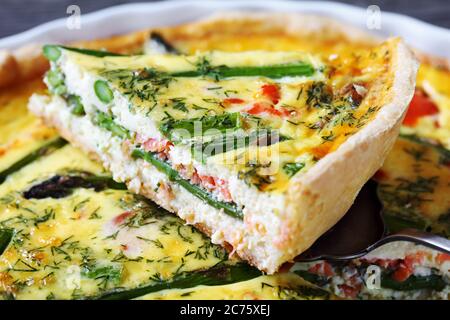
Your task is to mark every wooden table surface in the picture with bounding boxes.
[1,0,449,39]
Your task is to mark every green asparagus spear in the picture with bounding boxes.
[0,138,67,184]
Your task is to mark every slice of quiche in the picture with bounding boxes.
[29,39,418,273]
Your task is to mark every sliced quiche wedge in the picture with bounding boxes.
[29,38,418,273]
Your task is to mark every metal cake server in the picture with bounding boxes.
[296,180,450,262]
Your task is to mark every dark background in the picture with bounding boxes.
[1,0,449,38]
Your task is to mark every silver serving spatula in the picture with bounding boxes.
[296,180,450,262]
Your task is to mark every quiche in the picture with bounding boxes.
[0,11,447,299]
[29,37,417,273]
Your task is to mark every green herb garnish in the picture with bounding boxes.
[81,264,123,287]
[283,162,305,177]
